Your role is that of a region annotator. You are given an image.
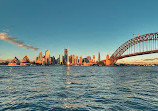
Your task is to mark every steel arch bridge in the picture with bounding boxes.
[110,32,158,65]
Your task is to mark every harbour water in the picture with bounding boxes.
[0,66,158,111]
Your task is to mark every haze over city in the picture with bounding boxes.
[1,0,158,64]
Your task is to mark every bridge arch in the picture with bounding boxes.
[110,32,158,65]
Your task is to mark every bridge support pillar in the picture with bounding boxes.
[106,54,111,65]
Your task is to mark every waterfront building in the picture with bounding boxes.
[59,54,63,65]
[98,52,100,61]
[42,57,46,66]
[93,55,95,63]
[86,56,92,64]
[57,58,60,64]
[106,54,111,65]
[87,56,91,61]
[79,56,82,65]
[63,56,65,64]
[35,51,43,64]
[20,56,31,66]
[22,56,30,63]
[74,56,76,65]
[83,62,91,66]
[71,55,75,64]
[39,51,42,63]
[82,58,89,63]
[64,49,68,65]
[47,57,51,65]
[35,57,39,63]
[69,56,71,64]
[45,50,50,64]
[97,61,105,66]
[76,56,78,64]
[8,56,20,66]
[51,56,56,65]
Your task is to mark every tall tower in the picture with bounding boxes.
[74,56,76,64]
[64,49,68,65]
[71,55,75,64]
[98,52,100,62]
[39,51,42,64]
[76,56,78,64]
[45,50,50,64]
[42,57,45,66]
[93,55,95,63]
[59,54,63,65]
[79,56,82,65]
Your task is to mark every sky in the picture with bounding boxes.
[1,0,158,62]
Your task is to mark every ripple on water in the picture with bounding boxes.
[0,66,158,111]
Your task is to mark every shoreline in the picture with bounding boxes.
[0,65,157,67]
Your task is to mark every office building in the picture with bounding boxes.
[51,56,56,65]
[79,56,82,65]
[59,54,63,65]
[98,52,100,61]
[39,51,42,63]
[64,49,68,65]
[93,55,95,63]
[76,56,78,64]
[71,55,75,64]
[45,50,50,65]
[42,57,46,66]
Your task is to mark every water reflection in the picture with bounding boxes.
[62,66,85,110]
[0,66,158,110]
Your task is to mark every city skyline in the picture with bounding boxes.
[1,0,158,63]
[3,48,158,66]
[6,49,103,66]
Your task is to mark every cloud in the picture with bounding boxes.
[0,33,38,51]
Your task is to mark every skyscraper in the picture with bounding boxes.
[74,56,76,64]
[93,55,95,63]
[71,54,75,64]
[35,57,39,63]
[76,56,78,64]
[51,56,56,65]
[59,54,63,65]
[35,52,42,64]
[45,50,50,65]
[98,52,100,61]
[42,57,45,66]
[79,56,82,65]
[69,56,71,64]
[39,51,42,64]
[64,49,68,65]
